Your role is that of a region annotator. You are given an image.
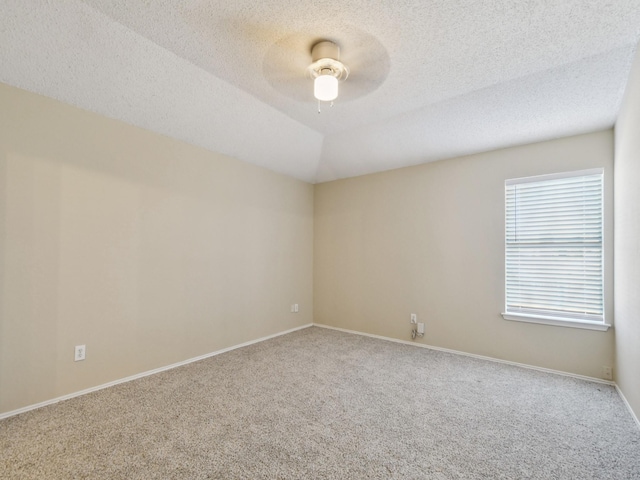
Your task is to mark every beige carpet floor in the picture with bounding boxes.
[1,326,639,479]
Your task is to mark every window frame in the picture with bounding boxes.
[501,168,610,331]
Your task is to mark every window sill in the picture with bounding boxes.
[501,313,611,331]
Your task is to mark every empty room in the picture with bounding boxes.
[1,1,639,478]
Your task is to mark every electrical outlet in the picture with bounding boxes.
[291,304,299,313]
[410,313,417,324]
[74,345,86,362]
[602,366,613,380]
[294,304,299,313]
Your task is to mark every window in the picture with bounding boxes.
[502,169,608,331]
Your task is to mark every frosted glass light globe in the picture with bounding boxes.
[314,74,339,102]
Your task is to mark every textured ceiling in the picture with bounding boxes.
[1,1,639,183]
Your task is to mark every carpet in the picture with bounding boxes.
[1,326,639,479]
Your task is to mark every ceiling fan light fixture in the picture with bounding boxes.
[314,73,339,101]
[308,40,348,103]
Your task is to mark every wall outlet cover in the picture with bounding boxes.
[74,345,86,362]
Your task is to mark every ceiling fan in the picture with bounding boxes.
[261,27,390,106]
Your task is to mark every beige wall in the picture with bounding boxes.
[315,130,615,379]
[0,77,628,418]
[0,83,314,415]
[614,45,640,421]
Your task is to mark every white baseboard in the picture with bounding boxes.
[314,324,640,431]
[616,384,640,430]
[6,322,637,432]
[0,323,313,421]
[313,323,615,386]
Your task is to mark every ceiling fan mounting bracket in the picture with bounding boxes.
[307,40,349,81]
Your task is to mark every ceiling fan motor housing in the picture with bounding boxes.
[311,41,340,63]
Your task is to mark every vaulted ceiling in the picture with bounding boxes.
[2,1,639,183]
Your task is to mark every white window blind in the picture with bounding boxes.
[504,169,604,324]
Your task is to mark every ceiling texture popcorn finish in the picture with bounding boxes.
[1,1,639,183]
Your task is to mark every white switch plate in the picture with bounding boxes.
[294,304,299,313]
[74,345,86,362]
[410,314,417,324]
[417,322,425,334]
